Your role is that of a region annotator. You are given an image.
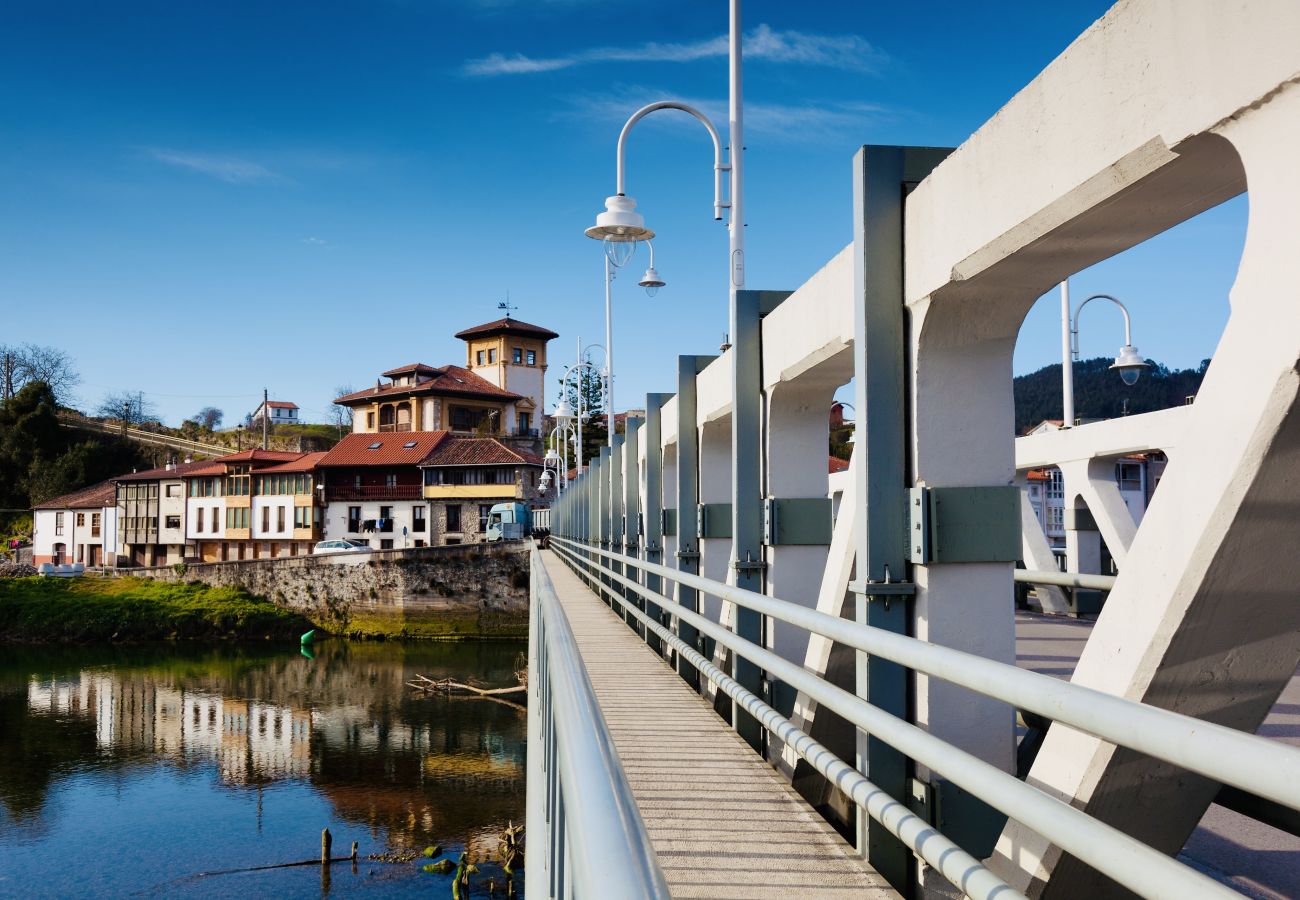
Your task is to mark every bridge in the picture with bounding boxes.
[523,2,1300,898]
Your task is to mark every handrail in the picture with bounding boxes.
[525,544,669,900]
[552,537,1288,899]
[555,537,1300,812]
[1015,568,1116,591]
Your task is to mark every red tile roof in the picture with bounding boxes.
[212,449,304,464]
[33,479,118,510]
[334,365,521,405]
[257,451,329,473]
[264,400,298,409]
[381,362,442,378]
[1026,469,1052,482]
[828,456,850,474]
[115,458,221,482]
[317,431,450,467]
[181,462,228,477]
[421,436,543,468]
[454,317,559,341]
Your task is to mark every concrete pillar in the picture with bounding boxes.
[697,415,732,616]
[998,90,1300,899]
[1017,482,1071,616]
[764,380,838,674]
[1060,457,1137,569]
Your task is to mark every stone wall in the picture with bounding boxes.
[113,542,531,639]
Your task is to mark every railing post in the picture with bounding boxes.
[731,288,765,751]
[622,417,643,634]
[675,354,714,690]
[643,394,673,654]
[851,144,950,895]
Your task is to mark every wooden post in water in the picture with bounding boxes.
[350,841,358,861]
[321,828,332,864]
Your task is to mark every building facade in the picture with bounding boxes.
[454,316,558,437]
[250,400,300,426]
[31,481,117,566]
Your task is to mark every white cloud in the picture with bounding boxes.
[301,236,328,246]
[145,148,285,185]
[463,24,885,77]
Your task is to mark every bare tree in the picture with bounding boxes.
[0,343,80,405]
[330,384,354,433]
[195,406,223,431]
[97,391,158,434]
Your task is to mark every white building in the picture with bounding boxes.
[250,399,300,426]
[31,480,117,566]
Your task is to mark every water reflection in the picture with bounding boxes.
[0,642,526,897]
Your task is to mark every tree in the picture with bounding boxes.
[194,406,223,431]
[330,385,354,433]
[97,391,157,434]
[1012,356,1209,432]
[0,344,79,405]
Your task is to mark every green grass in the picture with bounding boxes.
[0,575,313,643]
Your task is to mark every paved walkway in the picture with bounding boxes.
[538,549,895,900]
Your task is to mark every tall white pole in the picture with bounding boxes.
[575,335,583,475]
[1060,280,1074,428]
[729,0,744,303]
[605,256,615,449]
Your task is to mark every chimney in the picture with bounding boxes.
[375,378,381,393]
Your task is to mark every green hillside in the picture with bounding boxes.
[1013,357,1208,433]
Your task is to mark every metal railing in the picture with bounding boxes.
[525,544,669,900]
[550,535,1300,900]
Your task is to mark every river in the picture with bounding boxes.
[0,640,527,898]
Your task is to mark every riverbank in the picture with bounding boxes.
[0,575,312,642]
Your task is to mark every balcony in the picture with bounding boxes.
[377,423,412,433]
[326,485,422,501]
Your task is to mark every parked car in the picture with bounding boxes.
[312,539,371,555]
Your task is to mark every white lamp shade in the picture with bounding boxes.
[1111,344,1148,386]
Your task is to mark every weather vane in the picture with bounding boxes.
[497,292,517,318]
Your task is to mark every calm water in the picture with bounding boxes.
[0,641,527,899]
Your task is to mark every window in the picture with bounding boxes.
[1047,469,1064,500]
[277,506,286,532]
[379,506,393,532]
[262,506,270,533]
[517,413,530,434]
[166,484,181,497]
[196,508,205,533]
[367,411,375,429]
[487,348,496,364]
[385,473,397,488]
[446,505,461,532]
[413,505,426,532]
[225,507,249,530]
[512,347,523,364]
[76,513,85,527]
[476,350,485,366]
[526,350,536,366]
[479,504,493,532]
[347,506,361,532]
[1117,462,1142,492]
[165,515,180,529]
[91,513,102,537]
[294,506,311,529]
[367,442,382,450]
[354,474,363,489]
[403,441,417,449]
[55,512,64,535]
[380,539,394,549]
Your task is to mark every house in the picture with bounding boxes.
[316,431,544,549]
[454,316,559,437]
[31,480,118,566]
[115,459,215,567]
[333,316,557,443]
[181,449,314,563]
[1024,453,1166,552]
[420,434,545,545]
[250,400,299,427]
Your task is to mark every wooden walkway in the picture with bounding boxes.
[538,550,895,899]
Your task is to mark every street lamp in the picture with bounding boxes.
[638,240,666,297]
[1059,281,1150,427]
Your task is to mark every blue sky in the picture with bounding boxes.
[0,1,1244,426]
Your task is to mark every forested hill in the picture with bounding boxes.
[1013,357,1209,433]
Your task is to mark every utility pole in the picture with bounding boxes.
[1,351,13,402]
[262,388,269,450]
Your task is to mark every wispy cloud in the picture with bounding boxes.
[145,148,285,185]
[560,86,892,143]
[464,24,886,77]
[301,236,328,246]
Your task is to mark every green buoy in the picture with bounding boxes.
[300,629,317,645]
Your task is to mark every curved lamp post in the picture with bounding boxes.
[1060,281,1150,427]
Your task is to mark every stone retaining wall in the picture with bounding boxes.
[112,542,531,639]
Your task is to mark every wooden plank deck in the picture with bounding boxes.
[538,549,896,899]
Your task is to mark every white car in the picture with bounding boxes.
[312,539,372,555]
